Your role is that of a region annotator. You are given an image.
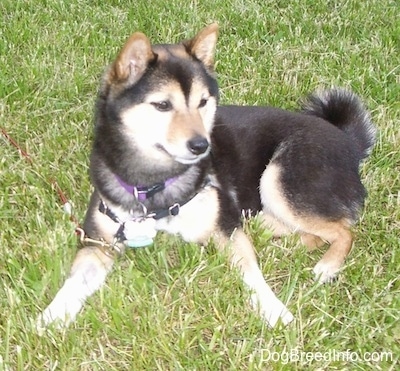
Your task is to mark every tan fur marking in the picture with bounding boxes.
[260,163,354,282]
[261,213,292,237]
[70,245,115,276]
[167,109,208,144]
[213,228,258,269]
[164,78,212,152]
[300,233,326,251]
[308,218,353,282]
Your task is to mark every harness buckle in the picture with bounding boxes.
[168,203,180,216]
[133,183,165,201]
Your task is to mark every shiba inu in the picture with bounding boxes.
[37,24,375,330]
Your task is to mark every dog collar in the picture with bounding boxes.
[116,175,177,201]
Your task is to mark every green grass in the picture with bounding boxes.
[1,0,399,369]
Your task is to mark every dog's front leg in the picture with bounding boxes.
[37,246,114,330]
[216,228,294,327]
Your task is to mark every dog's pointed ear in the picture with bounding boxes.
[184,23,219,68]
[111,32,155,83]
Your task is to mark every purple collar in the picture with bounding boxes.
[116,175,176,202]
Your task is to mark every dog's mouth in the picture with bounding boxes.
[155,143,210,165]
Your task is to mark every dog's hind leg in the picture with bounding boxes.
[306,219,353,283]
[263,212,327,251]
[260,163,353,283]
[300,233,326,251]
[37,246,115,331]
[215,228,294,327]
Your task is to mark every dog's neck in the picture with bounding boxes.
[115,175,177,201]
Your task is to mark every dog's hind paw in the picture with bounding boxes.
[313,260,340,283]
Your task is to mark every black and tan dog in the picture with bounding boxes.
[38,24,375,329]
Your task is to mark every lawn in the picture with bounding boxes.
[1,0,399,369]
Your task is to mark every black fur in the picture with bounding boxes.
[214,91,375,223]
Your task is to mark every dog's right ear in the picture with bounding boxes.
[110,32,155,84]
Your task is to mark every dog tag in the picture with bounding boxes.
[124,218,157,248]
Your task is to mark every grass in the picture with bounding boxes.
[1,0,399,369]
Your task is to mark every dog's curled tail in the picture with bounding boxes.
[301,88,376,160]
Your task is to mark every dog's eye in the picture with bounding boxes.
[151,101,172,112]
[198,98,208,108]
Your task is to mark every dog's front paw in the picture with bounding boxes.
[263,301,294,327]
[277,306,295,326]
[251,294,294,327]
[36,300,79,334]
[36,310,66,334]
[36,285,85,334]
[313,260,341,283]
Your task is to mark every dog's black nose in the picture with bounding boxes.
[187,136,209,155]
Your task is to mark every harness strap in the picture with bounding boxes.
[98,200,121,223]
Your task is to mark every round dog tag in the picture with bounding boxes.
[124,218,157,248]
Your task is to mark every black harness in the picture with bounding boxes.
[81,176,212,255]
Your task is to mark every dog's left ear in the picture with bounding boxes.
[184,23,219,68]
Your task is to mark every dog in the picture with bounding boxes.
[37,24,375,330]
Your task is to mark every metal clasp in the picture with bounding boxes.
[76,228,123,258]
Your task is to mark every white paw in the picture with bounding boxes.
[36,311,68,334]
[277,306,295,326]
[36,298,81,334]
[36,278,87,333]
[251,294,294,327]
[313,260,340,283]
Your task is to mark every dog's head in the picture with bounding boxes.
[95,24,219,175]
